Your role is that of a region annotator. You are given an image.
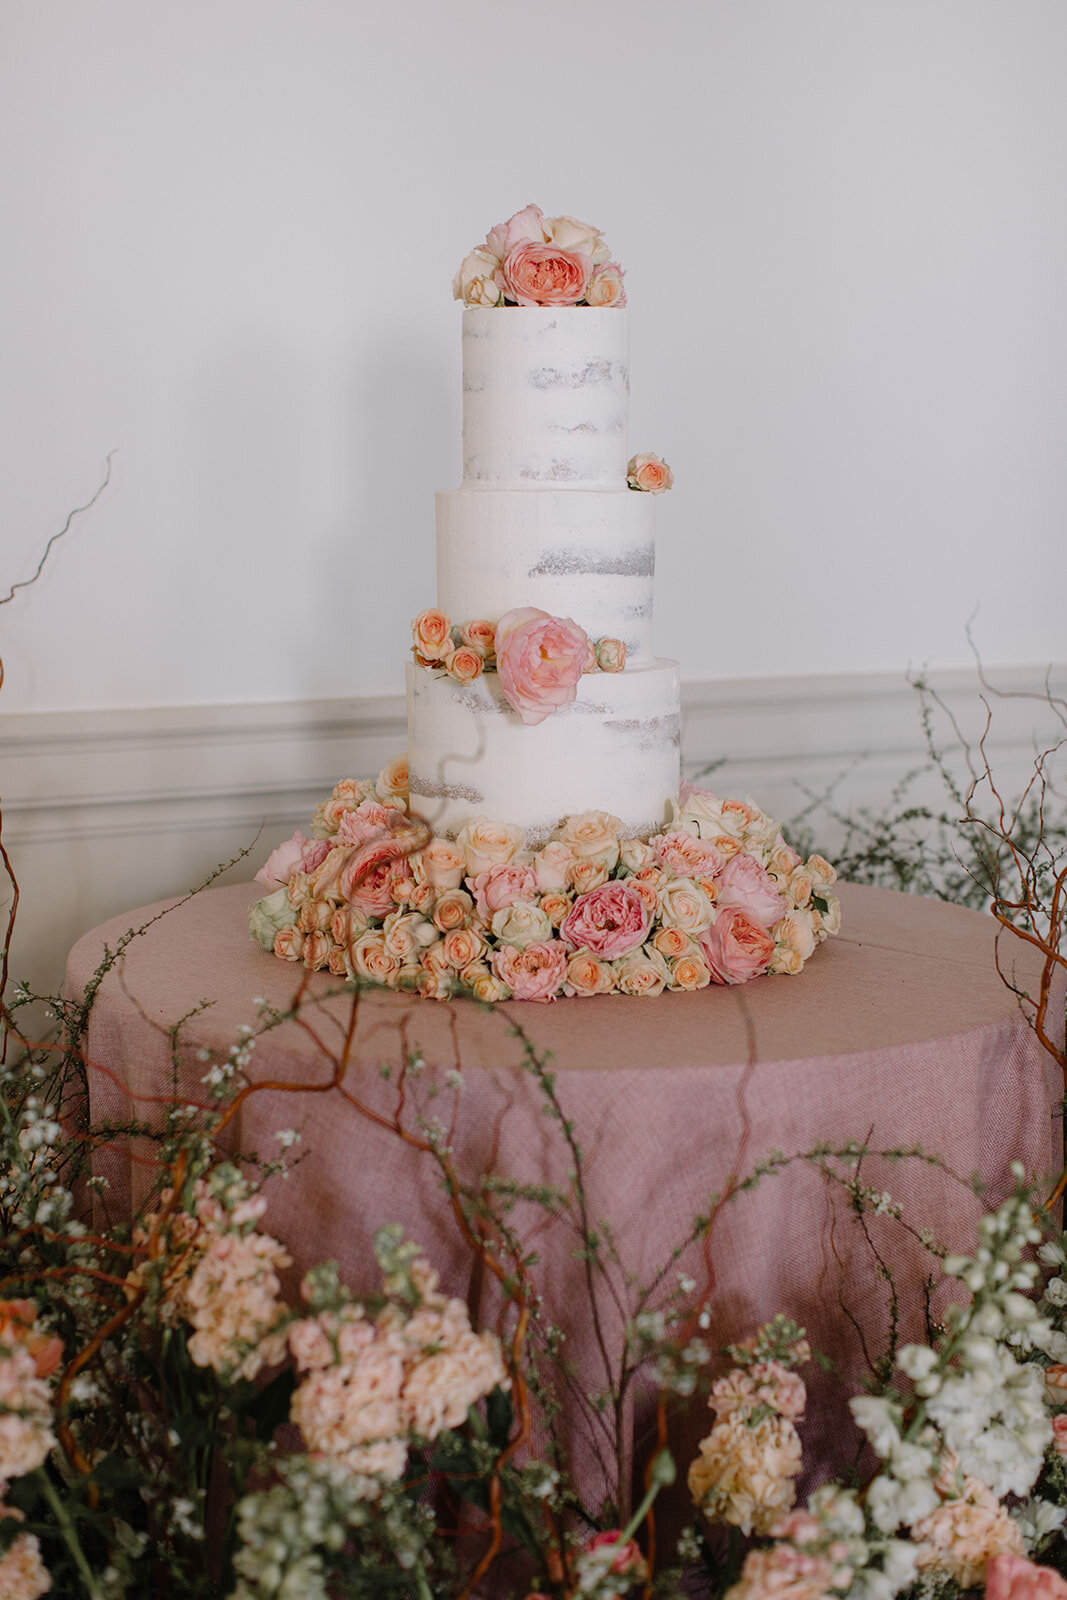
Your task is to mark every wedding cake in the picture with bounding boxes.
[250,206,840,1000]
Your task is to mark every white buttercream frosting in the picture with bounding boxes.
[406,659,681,841]
[436,487,655,661]
[462,307,630,488]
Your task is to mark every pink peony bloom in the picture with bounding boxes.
[469,861,538,920]
[651,829,725,881]
[335,799,397,848]
[715,853,787,930]
[341,855,401,920]
[986,1555,1067,1600]
[255,830,330,888]
[498,242,592,307]
[490,939,567,1002]
[700,906,775,985]
[495,607,590,726]
[560,881,651,960]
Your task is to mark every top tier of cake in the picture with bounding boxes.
[462,306,630,488]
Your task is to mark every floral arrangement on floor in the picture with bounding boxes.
[453,203,626,309]
[247,760,841,1000]
[410,607,626,712]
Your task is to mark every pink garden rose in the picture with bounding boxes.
[495,607,590,726]
[255,830,331,888]
[498,241,592,307]
[469,861,538,920]
[485,202,546,262]
[700,905,775,985]
[715,853,786,930]
[986,1556,1067,1600]
[560,882,651,960]
[627,453,674,493]
[335,799,398,848]
[490,939,568,1002]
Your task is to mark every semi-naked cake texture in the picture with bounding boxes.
[410,304,680,842]
[250,205,840,1000]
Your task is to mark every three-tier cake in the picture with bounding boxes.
[249,206,840,1000]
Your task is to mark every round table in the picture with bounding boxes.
[66,879,1062,1522]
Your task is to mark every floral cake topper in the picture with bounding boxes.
[453,203,626,309]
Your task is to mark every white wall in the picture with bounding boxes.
[2,0,1065,714]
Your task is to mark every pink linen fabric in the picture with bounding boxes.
[65,880,1062,1523]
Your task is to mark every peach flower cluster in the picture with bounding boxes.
[288,1264,506,1498]
[0,1301,60,1488]
[452,203,625,309]
[689,1351,809,1536]
[128,1179,290,1381]
[0,1506,50,1600]
[411,606,626,724]
[251,769,840,1002]
[910,1468,1026,1589]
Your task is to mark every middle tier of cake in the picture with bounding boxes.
[436,486,656,663]
[406,656,681,842]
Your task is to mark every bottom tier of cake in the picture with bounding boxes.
[405,656,681,842]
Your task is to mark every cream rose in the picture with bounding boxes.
[461,961,511,1003]
[542,212,610,263]
[432,888,475,933]
[657,878,715,935]
[558,810,624,867]
[297,898,333,935]
[613,946,671,997]
[442,928,487,970]
[564,951,616,997]
[417,837,467,891]
[534,839,574,891]
[653,926,693,961]
[491,900,553,949]
[807,854,838,890]
[670,952,712,991]
[539,890,572,928]
[627,453,674,493]
[347,931,401,987]
[375,753,409,805]
[382,911,437,962]
[273,925,305,963]
[445,645,484,685]
[618,837,656,874]
[567,857,611,894]
[595,636,626,672]
[774,908,818,964]
[411,608,453,663]
[459,618,497,659]
[409,882,435,915]
[586,262,627,307]
[301,931,332,971]
[456,817,526,877]
[416,966,453,1000]
[452,247,504,307]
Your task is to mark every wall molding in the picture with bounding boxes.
[4,663,1063,994]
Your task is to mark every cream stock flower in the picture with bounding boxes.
[0,1512,50,1600]
[689,1413,803,1535]
[0,1347,56,1483]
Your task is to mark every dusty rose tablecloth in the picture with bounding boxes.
[66,880,1063,1523]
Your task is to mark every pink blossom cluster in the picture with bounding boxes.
[252,767,841,1003]
[0,1304,59,1597]
[452,203,625,309]
[287,1266,507,1498]
[128,1179,291,1381]
[688,1354,809,1536]
[0,1505,51,1600]
[411,605,626,725]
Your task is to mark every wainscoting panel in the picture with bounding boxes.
[3,665,1061,1000]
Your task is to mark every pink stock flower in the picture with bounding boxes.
[560,881,651,959]
[498,242,592,307]
[255,830,331,888]
[715,853,787,930]
[469,861,538,920]
[335,799,397,848]
[490,939,567,1002]
[495,607,590,725]
[986,1555,1067,1600]
[700,906,775,985]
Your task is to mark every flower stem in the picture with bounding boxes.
[36,1468,105,1600]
